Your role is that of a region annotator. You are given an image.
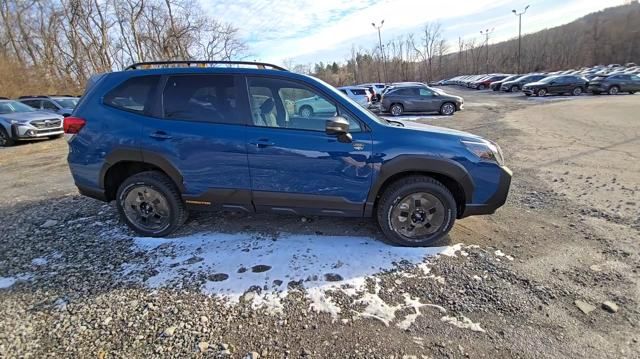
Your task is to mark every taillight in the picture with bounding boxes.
[64,116,86,134]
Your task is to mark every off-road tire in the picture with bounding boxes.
[116,171,188,237]
[376,176,457,247]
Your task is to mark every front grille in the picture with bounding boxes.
[31,119,62,129]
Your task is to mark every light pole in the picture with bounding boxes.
[480,28,495,75]
[512,5,530,74]
[372,20,388,84]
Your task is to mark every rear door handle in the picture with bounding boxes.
[149,131,173,140]
[249,139,275,148]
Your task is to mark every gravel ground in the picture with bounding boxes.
[0,90,638,358]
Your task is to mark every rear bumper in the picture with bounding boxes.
[460,166,512,218]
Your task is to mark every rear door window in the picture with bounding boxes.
[104,75,160,114]
[163,74,242,125]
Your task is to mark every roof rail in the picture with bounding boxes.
[124,60,287,71]
[18,95,49,99]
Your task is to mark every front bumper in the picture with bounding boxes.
[522,88,535,95]
[460,166,512,218]
[11,123,63,139]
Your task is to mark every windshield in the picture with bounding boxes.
[0,101,36,114]
[54,98,79,108]
[539,76,560,83]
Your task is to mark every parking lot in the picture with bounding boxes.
[1,88,638,358]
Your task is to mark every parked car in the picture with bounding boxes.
[501,74,547,92]
[337,86,371,108]
[65,60,510,247]
[380,85,463,116]
[18,95,79,117]
[588,74,640,95]
[490,75,521,91]
[471,74,510,90]
[522,75,589,96]
[0,99,64,146]
[294,94,336,118]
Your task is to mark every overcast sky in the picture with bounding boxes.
[200,0,624,65]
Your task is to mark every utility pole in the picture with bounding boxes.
[512,5,530,74]
[372,20,388,84]
[480,28,494,75]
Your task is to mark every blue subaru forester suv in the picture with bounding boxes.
[65,61,511,247]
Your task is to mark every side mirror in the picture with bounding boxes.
[325,116,352,143]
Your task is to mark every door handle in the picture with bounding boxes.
[249,139,275,148]
[149,131,173,140]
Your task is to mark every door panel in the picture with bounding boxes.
[245,76,373,216]
[246,127,373,216]
[139,74,252,209]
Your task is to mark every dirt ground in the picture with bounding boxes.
[0,89,638,358]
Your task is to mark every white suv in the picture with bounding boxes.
[337,86,371,108]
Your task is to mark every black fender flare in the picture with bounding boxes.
[99,147,185,192]
[364,155,474,216]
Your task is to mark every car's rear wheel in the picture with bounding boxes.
[536,88,547,97]
[572,87,583,96]
[608,86,620,95]
[629,91,635,95]
[116,171,188,237]
[299,106,313,118]
[440,102,456,116]
[390,103,403,116]
[376,176,456,247]
[0,127,15,147]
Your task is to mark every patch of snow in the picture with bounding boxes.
[31,257,48,266]
[125,231,476,325]
[0,273,33,289]
[0,277,16,289]
[441,315,486,332]
[494,249,506,257]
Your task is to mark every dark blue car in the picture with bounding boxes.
[65,61,511,247]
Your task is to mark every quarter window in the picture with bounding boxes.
[163,75,241,124]
[104,75,160,114]
[247,77,361,132]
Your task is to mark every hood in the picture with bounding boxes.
[397,120,482,141]
[0,111,63,123]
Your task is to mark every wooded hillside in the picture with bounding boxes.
[309,2,640,86]
[0,0,246,97]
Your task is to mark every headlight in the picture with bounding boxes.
[462,140,505,165]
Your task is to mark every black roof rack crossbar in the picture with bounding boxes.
[125,60,287,71]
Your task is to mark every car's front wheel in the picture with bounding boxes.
[299,106,313,118]
[511,85,520,92]
[390,103,403,116]
[478,84,485,90]
[536,88,547,97]
[440,102,456,116]
[608,86,620,95]
[0,127,15,147]
[116,171,188,237]
[571,87,583,96]
[376,176,456,247]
